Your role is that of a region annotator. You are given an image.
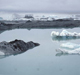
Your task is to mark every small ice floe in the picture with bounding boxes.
[56,42,80,56]
[60,42,80,50]
[51,30,80,41]
[0,51,5,55]
[56,48,80,55]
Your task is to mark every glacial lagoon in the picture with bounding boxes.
[0,28,80,75]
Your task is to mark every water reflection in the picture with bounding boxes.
[0,20,80,34]
[0,28,80,75]
[56,53,68,56]
[51,36,80,41]
[55,53,80,56]
[56,52,80,56]
[0,39,40,59]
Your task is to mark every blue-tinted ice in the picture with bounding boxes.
[56,42,80,55]
[51,30,80,41]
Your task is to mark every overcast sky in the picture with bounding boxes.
[0,0,80,13]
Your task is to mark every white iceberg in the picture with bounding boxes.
[56,42,80,55]
[60,42,80,50]
[51,30,80,41]
[56,48,80,54]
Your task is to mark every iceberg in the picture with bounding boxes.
[56,48,80,54]
[60,42,80,50]
[56,42,80,55]
[12,13,22,20]
[0,39,40,59]
[51,30,80,41]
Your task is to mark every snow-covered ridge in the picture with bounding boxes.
[51,30,80,41]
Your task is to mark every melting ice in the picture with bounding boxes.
[56,48,80,54]
[60,42,80,50]
[56,42,80,55]
[51,30,80,41]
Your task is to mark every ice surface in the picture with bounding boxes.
[51,30,80,41]
[51,29,80,37]
[56,48,80,54]
[56,42,80,55]
[60,42,80,50]
[0,12,76,20]
[0,51,5,55]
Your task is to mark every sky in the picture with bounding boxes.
[0,0,80,13]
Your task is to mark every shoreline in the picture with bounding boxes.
[0,20,80,33]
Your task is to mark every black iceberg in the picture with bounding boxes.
[0,39,40,56]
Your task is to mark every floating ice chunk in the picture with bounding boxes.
[56,42,80,55]
[60,30,69,36]
[51,31,59,37]
[56,48,80,54]
[51,30,80,41]
[51,29,80,37]
[0,51,5,55]
[60,42,80,50]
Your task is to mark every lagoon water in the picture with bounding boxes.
[0,28,80,75]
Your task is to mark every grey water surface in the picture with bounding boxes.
[0,28,80,75]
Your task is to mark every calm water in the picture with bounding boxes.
[0,28,80,75]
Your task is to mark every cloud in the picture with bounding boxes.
[0,0,80,13]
